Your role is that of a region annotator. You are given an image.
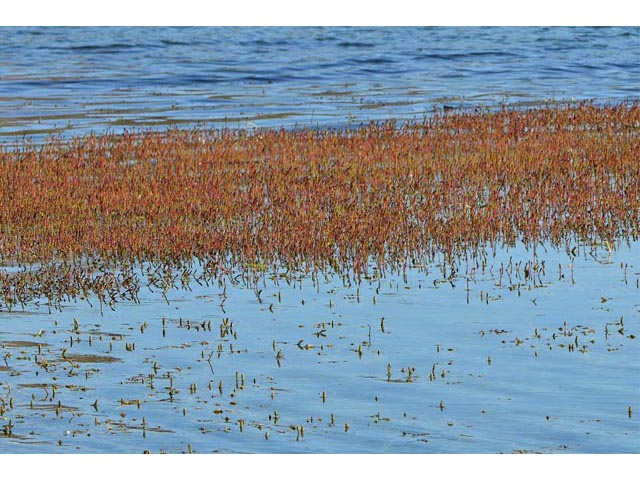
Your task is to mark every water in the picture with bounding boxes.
[1,27,639,453]
[1,244,638,453]
[1,27,639,141]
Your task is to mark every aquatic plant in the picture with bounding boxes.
[1,102,639,310]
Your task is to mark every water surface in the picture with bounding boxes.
[1,244,638,453]
[0,27,638,453]
[1,27,639,141]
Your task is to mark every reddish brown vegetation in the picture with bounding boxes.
[1,102,639,310]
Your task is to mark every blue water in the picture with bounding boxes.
[1,27,639,140]
[1,244,639,453]
[1,28,639,453]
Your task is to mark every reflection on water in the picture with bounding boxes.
[1,27,639,141]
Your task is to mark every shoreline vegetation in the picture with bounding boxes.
[1,102,639,312]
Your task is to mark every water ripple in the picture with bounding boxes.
[0,26,638,141]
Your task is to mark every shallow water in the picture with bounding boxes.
[1,27,639,453]
[1,243,638,453]
[1,27,639,141]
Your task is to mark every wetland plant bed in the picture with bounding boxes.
[1,102,639,453]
